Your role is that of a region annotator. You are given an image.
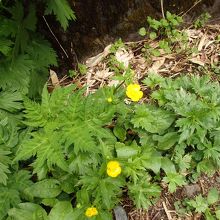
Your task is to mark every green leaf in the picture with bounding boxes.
[207,188,219,205]
[187,195,208,213]
[0,148,11,185]
[115,142,139,158]
[175,153,192,173]
[0,38,13,55]
[149,32,157,40]
[0,170,33,219]
[131,105,175,133]
[113,125,126,141]
[153,132,179,150]
[140,149,161,174]
[142,72,165,88]
[15,130,69,177]
[163,173,186,193]
[205,210,215,220]
[48,201,73,220]
[128,177,161,209]
[41,198,58,207]
[8,203,47,220]
[0,90,23,112]
[161,157,176,174]
[27,179,61,198]
[138,27,147,36]
[215,209,220,219]
[45,0,76,30]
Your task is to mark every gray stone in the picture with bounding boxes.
[114,206,128,220]
[183,184,201,198]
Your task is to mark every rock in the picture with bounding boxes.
[114,206,128,220]
[182,184,201,198]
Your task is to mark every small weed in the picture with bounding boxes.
[194,12,211,29]
[183,188,220,219]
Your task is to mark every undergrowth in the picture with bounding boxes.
[2,73,220,219]
[0,2,219,219]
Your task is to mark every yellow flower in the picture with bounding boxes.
[85,207,98,218]
[107,97,113,103]
[126,84,143,102]
[107,161,121,177]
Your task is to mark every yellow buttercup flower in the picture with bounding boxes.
[85,207,98,218]
[107,161,121,177]
[107,97,113,103]
[126,84,143,102]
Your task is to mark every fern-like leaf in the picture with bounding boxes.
[26,38,57,69]
[0,170,32,219]
[0,37,13,55]
[15,130,69,178]
[0,149,11,185]
[0,55,34,92]
[45,0,76,30]
[0,90,23,113]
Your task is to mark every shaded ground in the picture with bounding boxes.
[40,0,217,74]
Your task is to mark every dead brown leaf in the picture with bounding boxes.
[50,69,60,87]
[86,44,112,68]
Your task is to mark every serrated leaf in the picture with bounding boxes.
[187,195,208,213]
[131,105,175,133]
[0,170,32,219]
[215,209,220,219]
[27,179,61,198]
[0,149,11,185]
[140,149,161,174]
[115,142,139,158]
[45,0,76,30]
[0,38,13,55]
[0,90,23,112]
[48,201,73,220]
[139,27,147,36]
[149,32,157,40]
[207,188,219,205]
[153,132,179,150]
[128,177,161,209]
[8,203,47,220]
[163,173,186,193]
[113,125,126,141]
[161,157,176,173]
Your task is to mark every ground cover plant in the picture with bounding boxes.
[1,0,220,219]
[2,73,220,220]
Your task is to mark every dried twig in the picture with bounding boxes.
[199,179,205,195]
[181,0,202,17]
[42,15,69,59]
[162,201,173,220]
[160,0,165,19]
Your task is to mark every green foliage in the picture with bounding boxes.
[0,0,75,219]
[8,203,48,220]
[139,11,183,38]
[163,173,186,193]
[1,6,220,216]
[138,27,147,37]
[194,12,211,29]
[128,177,161,209]
[139,12,189,58]
[45,0,76,30]
[2,68,220,219]
[0,0,74,97]
[184,188,220,219]
[0,170,33,219]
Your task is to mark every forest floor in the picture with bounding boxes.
[48,23,220,220]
